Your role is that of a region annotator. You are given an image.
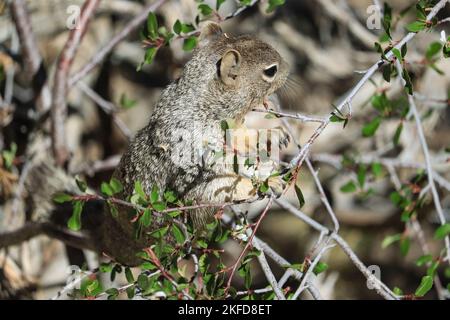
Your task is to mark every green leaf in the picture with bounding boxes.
[416,4,427,20]
[362,117,381,137]
[402,68,413,95]
[183,36,198,51]
[313,262,329,275]
[68,201,84,231]
[381,3,392,39]
[150,185,159,204]
[267,0,285,13]
[427,260,440,277]
[146,46,159,65]
[382,64,392,83]
[125,267,135,283]
[426,42,442,59]
[393,287,403,296]
[216,0,226,10]
[392,48,402,61]
[371,163,383,178]
[2,143,17,169]
[173,20,182,34]
[393,122,403,146]
[330,114,345,123]
[390,191,402,205]
[137,274,150,291]
[196,239,208,249]
[444,267,450,279]
[294,184,305,208]
[148,226,169,238]
[163,190,177,203]
[105,288,119,300]
[141,209,152,227]
[126,286,135,299]
[137,47,158,71]
[240,0,253,5]
[53,193,73,204]
[147,12,159,40]
[181,23,195,34]
[101,182,114,197]
[110,178,123,194]
[198,4,213,16]
[259,179,269,193]
[443,42,450,58]
[134,181,147,201]
[415,275,433,297]
[357,165,367,188]
[382,233,402,248]
[109,202,119,218]
[86,279,99,294]
[371,93,389,113]
[416,254,433,267]
[406,21,426,33]
[141,261,157,271]
[340,181,357,193]
[434,223,450,240]
[401,43,408,58]
[99,262,113,273]
[172,224,186,244]
[75,178,87,193]
[120,94,137,109]
[152,201,166,212]
[400,237,410,256]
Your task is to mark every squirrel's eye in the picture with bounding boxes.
[263,65,278,78]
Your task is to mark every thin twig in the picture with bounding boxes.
[76,82,133,140]
[252,108,326,123]
[275,198,397,300]
[252,236,286,300]
[224,197,274,294]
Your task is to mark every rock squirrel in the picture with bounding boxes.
[27,22,290,266]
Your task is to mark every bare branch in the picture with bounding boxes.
[51,0,101,166]
[0,222,96,251]
[9,0,42,82]
[9,0,50,112]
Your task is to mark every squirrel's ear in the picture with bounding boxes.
[199,21,223,47]
[218,49,241,87]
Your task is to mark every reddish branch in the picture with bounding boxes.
[223,196,274,294]
[51,0,101,166]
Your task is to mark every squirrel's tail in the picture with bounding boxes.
[25,159,105,234]
[25,160,79,222]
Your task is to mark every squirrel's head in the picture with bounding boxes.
[185,22,289,119]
